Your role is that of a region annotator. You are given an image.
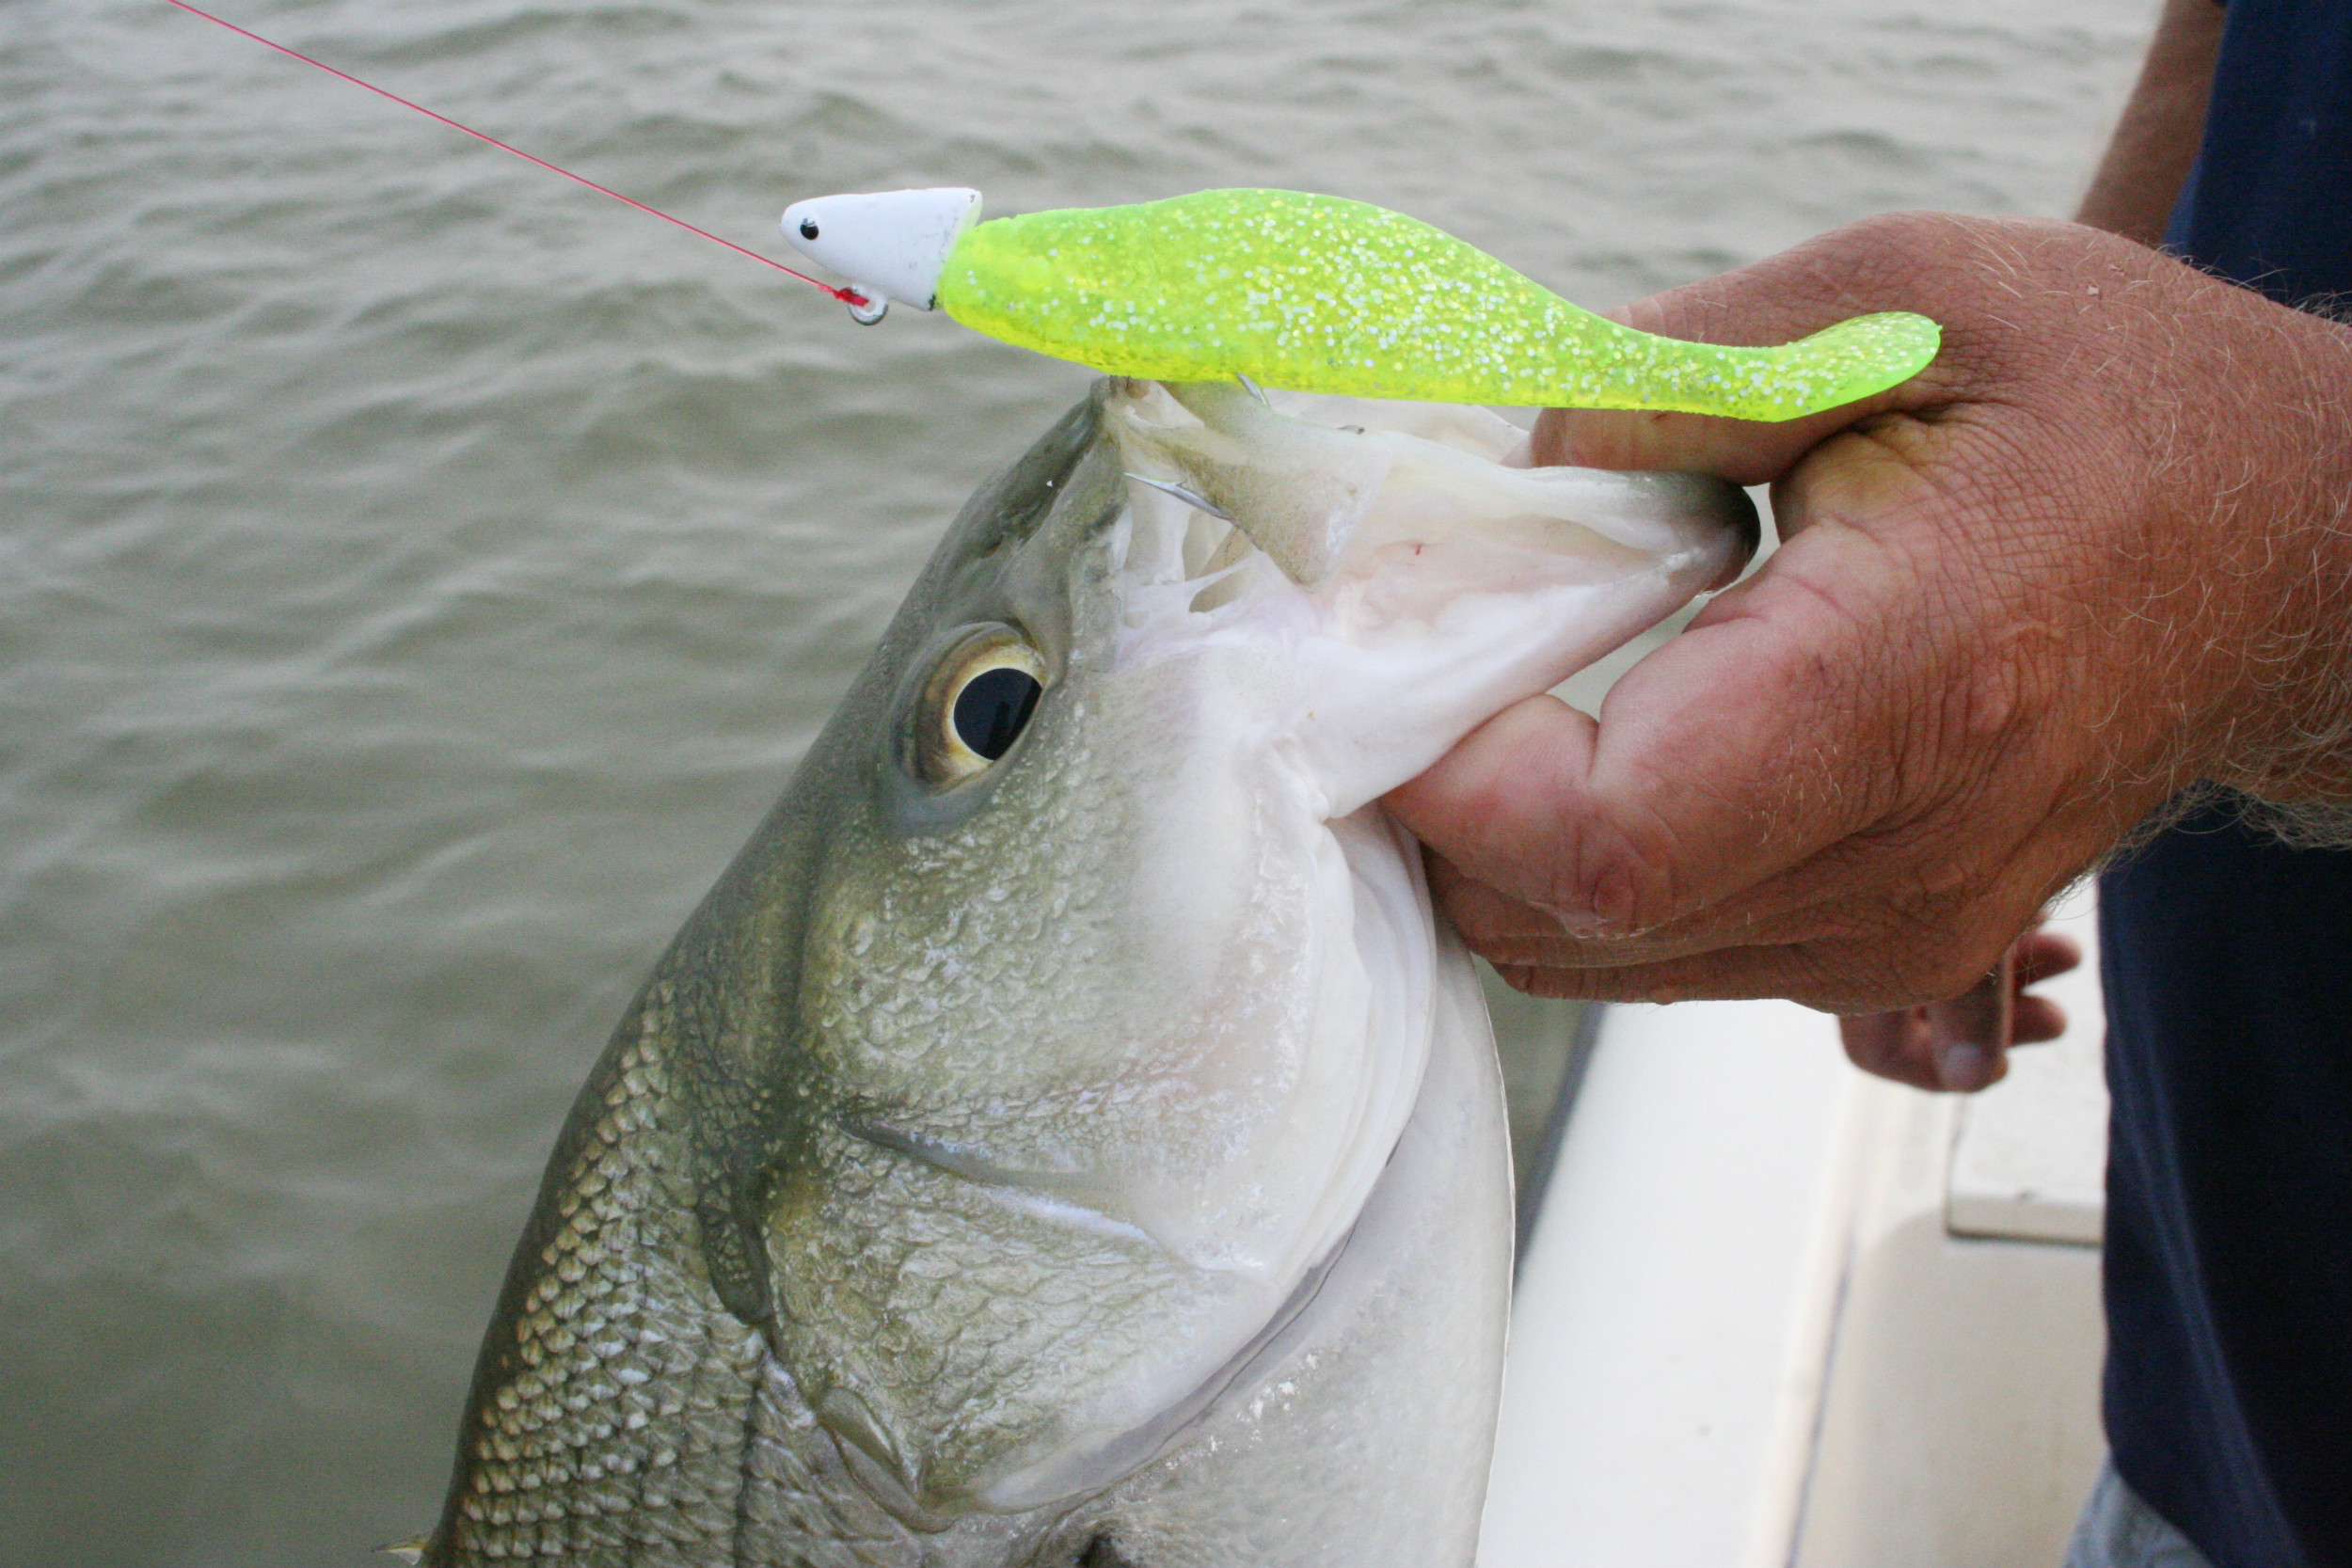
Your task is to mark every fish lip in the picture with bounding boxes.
[1112,379,1391,588]
[1110,381,1760,607]
[1711,477,1762,579]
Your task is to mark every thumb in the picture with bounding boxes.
[1534,214,1979,483]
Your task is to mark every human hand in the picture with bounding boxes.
[1387,213,2352,1014]
[1837,924,2082,1092]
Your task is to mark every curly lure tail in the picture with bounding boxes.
[935,189,1939,421]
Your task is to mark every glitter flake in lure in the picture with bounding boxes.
[782,187,1941,421]
[419,381,1756,1567]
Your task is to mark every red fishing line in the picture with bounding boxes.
[160,0,867,305]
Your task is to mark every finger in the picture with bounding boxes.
[1387,694,1604,924]
[1931,960,2010,1046]
[1480,936,1905,1013]
[2005,928,2083,1045]
[1840,1009,1946,1093]
[2011,994,2069,1045]
[1495,936,2023,1087]
[1827,925,2072,1087]
[1391,547,1920,939]
[1921,958,2011,1091]
[1419,849,1597,960]
[1409,718,2066,984]
[1532,398,1909,488]
[1427,838,1892,974]
[1418,720,2099,985]
[2013,929,2084,988]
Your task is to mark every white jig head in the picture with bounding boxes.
[781,187,982,317]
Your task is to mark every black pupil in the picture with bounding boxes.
[799,219,819,239]
[952,666,1042,761]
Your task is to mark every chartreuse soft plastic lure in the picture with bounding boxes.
[780,187,1938,421]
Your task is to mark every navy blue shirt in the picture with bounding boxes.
[2100,5,2352,1564]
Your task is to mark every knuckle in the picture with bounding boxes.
[1899,929,2009,1003]
[1540,802,1692,939]
[1842,210,1952,271]
[1776,210,1963,315]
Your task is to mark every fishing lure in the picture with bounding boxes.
[783,187,1939,421]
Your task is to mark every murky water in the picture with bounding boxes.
[3,2,2152,1562]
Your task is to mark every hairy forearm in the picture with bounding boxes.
[2190,315,2352,837]
[2072,1,2352,839]
[2158,302,2352,816]
[2075,0,2224,244]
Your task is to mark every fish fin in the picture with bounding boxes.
[376,1535,428,1564]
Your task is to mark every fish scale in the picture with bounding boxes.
[440,1019,767,1561]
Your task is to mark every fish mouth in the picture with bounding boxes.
[1112,379,1396,589]
[1100,377,1757,818]
[1109,377,1756,593]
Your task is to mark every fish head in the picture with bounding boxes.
[425,379,1753,1563]
[723,381,1751,1513]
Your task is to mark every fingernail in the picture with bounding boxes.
[1936,1040,1994,1093]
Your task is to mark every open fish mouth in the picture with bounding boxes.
[1103,378,1756,816]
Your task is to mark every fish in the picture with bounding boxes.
[410,378,1755,1567]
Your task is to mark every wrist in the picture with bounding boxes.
[2179,293,2352,806]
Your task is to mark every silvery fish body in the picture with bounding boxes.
[418,380,1753,1567]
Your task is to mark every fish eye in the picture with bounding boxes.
[915,628,1048,787]
[799,218,820,240]
[954,665,1042,759]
